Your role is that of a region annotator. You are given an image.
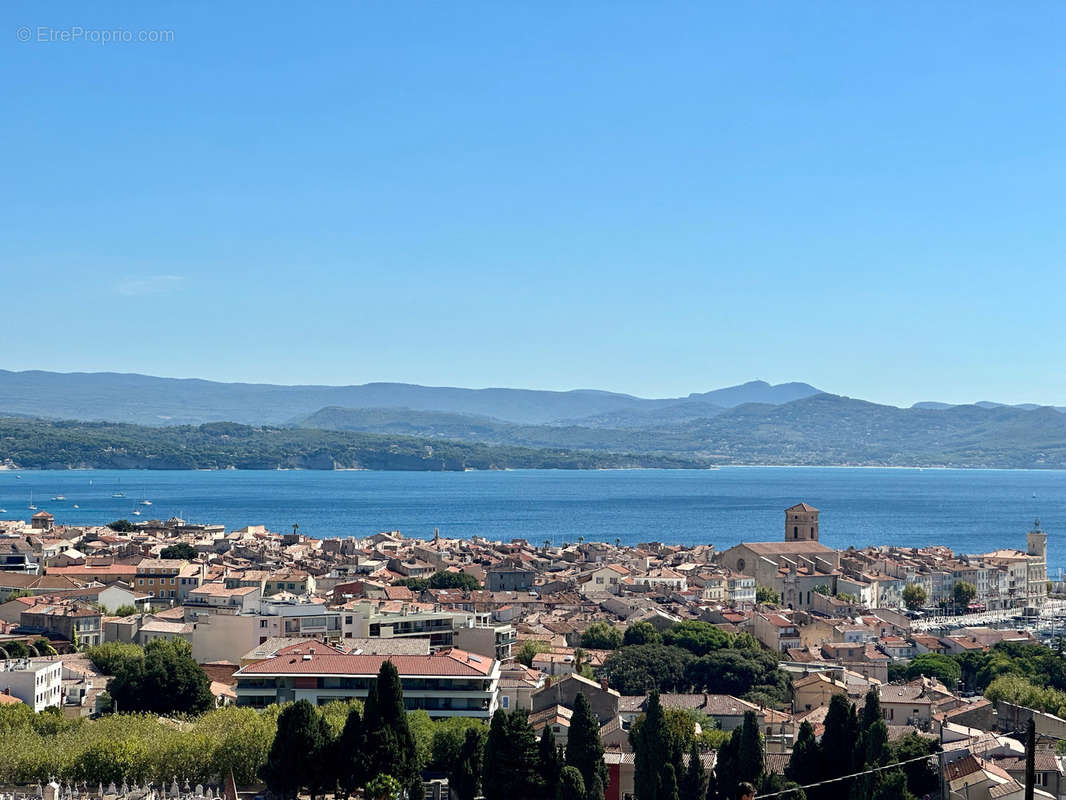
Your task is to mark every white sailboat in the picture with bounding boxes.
[28,491,36,511]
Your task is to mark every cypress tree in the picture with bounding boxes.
[737,710,764,787]
[660,764,679,800]
[588,774,606,800]
[560,766,587,800]
[713,727,741,800]
[785,721,822,790]
[334,706,370,799]
[364,660,421,799]
[680,741,707,800]
[450,727,483,800]
[482,709,541,800]
[261,699,331,800]
[566,693,608,793]
[631,691,671,800]
[539,725,564,799]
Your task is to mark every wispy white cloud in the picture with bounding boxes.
[115,275,184,297]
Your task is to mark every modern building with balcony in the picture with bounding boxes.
[0,658,63,712]
[233,644,499,718]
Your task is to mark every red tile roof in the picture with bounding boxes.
[237,647,496,677]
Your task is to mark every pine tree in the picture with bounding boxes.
[588,774,606,800]
[363,661,422,799]
[680,741,707,800]
[539,725,563,799]
[566,693,608,793]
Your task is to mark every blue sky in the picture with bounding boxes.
[3,2,1065,407]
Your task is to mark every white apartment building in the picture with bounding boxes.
[233,644,500,718]
[0,658,63,712]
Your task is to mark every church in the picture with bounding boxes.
[718,503,841,609]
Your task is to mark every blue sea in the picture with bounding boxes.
[1,467,1064,572]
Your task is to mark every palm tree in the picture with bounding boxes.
[292,523,299,536]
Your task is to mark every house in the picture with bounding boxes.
[19,600,102,647]
[753,613,803,652]
[486,568,535,592]
[531,673,620,724]
[233,645,500,717]
[579,565,630,596]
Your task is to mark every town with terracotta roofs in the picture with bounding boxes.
[0,503,1063,800]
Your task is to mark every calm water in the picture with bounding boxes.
[1,467,1064,571]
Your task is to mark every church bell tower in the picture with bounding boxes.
[785,503,819,542]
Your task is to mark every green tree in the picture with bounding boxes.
[953,581,977,611]
[630,692,683,800]
[623,621,662,646]
[581,620,623,650]
[820,695,858,784]
[888,732,940,797]
[366,774,401,800]
[85,642,144,675]
[560,766,586,800]
[515,639,550,667]
[107,639,212,715]
[482,709,541,800]
[449,728,483,800]
[785,721,822,790]
[261,700,333,800]
[680,741,707,800]
[538,726,563,799]
[600,644,694,695]
[661,620,734,656]
[32,637,57,656]
[902,584,926,611]
[107,519,137,532]
[737,711,764,788]
[755,586,780,605]
[871,769,915,800]
[905,653,961,687]
[363,661,422,800]
[428,571,481,591]
[112,604,138,617]
[660,763,679,800]
[159,542,198,560]
[566,693,608,793]
[334,705,371,799]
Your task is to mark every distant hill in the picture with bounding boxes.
[913,400,1065,413]
[0,417,702,471]
[0,370,821,426]
[302,394,1066,468]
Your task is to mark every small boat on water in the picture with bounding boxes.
[52,495,65,501]
[132,509,142,516]
[28,491,36,511]
[72,504,79,509]
[140,500,152,506]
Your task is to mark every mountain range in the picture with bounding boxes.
[3,370,1066,468]
[0,370,822,426]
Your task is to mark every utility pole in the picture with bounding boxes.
[1025,717,1036,800]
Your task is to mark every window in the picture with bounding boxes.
[501,696,509,709]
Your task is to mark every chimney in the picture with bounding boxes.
[600,677,609,691]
